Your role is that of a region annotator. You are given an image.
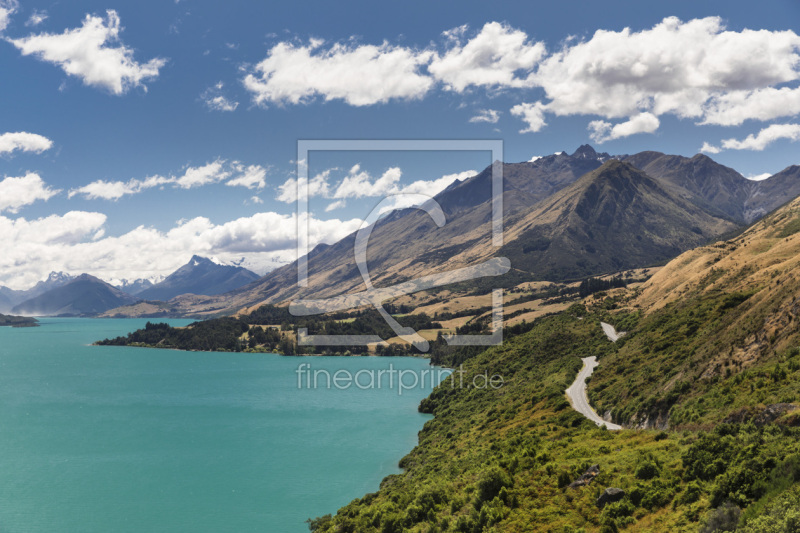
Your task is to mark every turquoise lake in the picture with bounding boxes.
[0,318,443,532]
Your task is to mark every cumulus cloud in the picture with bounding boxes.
[700,142,721,154]
[533,17,800,120]
[226,164,267,189]
[0,0,17,32]
[510,101,548,133]
[333,165,402,199]
[701,87,800,127]
[173,160,229,188]
[276,169,332,203]
[25,9,47,27]
[324,199,346,212]
[712,123,800,151]
[0,131,53,155]
[469,109,500,124]
[243,38,434,106]
[399,170,475,196]
[746,173,772,182]
[516,17,800,134]
[429,21,545,92]
[68,175,171,201]
[378,170,476,213]
[277,164,475,214]
[201,81,238,111]
[242,22,545,107]
[0,173,59,213]
[69,160,234,200]
[0,211,362,290]
[9,10,167,95]
[239,17,800,143]
[588,112,660,143]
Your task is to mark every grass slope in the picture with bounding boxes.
[309,307,800,532]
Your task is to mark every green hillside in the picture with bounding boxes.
[307,194,800,532]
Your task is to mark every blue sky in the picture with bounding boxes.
[0,0,799,288]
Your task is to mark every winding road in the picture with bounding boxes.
[601,322,626,342]
[564,322,625,430]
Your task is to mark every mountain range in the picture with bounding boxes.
[136,255,260,301]
[103,145,800,318]
[0,272,76,313]
[5,146,798,318]
[11,274,140,317]
[306,189,800,533]
[3,256,259,317]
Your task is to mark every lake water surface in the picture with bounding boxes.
[0,318,440,532]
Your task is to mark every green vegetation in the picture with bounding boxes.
[588,284,800,429]
[579,276,627,298]
[98,319,249,351]
[304,307,800,532]
[96,305,441,354]
[0,313,38,327]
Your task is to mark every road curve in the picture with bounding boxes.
[601,322,625,342]
[565,356,623,430]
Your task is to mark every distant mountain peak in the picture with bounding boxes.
[189,254,212,265]
[11,273,139,316]
[136,254,260,301]
[572,144,598,158]
[45,271,73,283]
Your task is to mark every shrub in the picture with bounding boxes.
[476,467,513,503]
[700,502,741,533]
[635,459,660,480]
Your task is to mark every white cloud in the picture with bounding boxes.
[442,24,468,42]
[243,38,434,106]
[588,112,660,143]
[701,86,800,127]
[68,175,171,201]
[718,123,800,151]
[0,131,53,155]
[333,165,402,199]
[201,81,238,111]
[532,17,800,122]
[0,211,362,290]
[226,164,267,190]
[746,173,772,181]
[0,173,59,213]
[429,21,545,92]
[377,170,477,213]
[0,211,106,248]
[9,10,167,95]
[277,165,476,208]
[276,169,332,203]
[249,196,263,204]
[469,108,500,124]
[69,160,233,200]
[529,155,542,162]
[0,0,17,32]
[398,170,475,196]
[700,142,721,154]
[324,199,346,212]
[510,101,548,133]
[25,9,47,27]
[241,17,800,144]
[174,160,229,188]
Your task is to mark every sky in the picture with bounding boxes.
[0,0,799,289]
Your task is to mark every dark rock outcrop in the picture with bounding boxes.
[724,404,798,426]
[569,464,600,488]
[596,487,626,508]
